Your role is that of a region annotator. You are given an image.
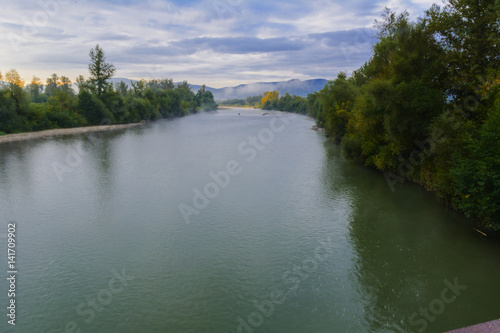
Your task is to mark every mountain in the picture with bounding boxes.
[204,79,328,100]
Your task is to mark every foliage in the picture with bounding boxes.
[449,86,500,229]
[195,85,218,111]
[424,0,500,107]
[5,69,25,87]
[0,46,217,135]
[88,44,116,97]
[261,90,280,109]
[219,95,263,107]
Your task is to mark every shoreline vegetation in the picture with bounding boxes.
[0,122,142,144]
[0,44,218,138]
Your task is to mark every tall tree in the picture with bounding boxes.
[4,69,28,116]
[115,81,129,96]
[29,76,43,101]
[75,75,88,93]
[5,69,25,87]
[45,74,61,96]
[88,44,116,98]
[261,90,279,109]
[60,76,73,94]
[425,0,500,103]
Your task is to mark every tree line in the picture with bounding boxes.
[259,0,500,230]
[0,45,218,134]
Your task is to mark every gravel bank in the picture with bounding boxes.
[0,123,142,145]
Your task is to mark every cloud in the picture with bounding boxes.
[0,0,433,87]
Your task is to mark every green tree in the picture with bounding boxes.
[425,0,500,106]
[5,69,29,116]
[131,79,147,97]
[88,44,116,98]
[0,93,22,133]
[45,74,60,97]
[75,75,89,93]
[319,73,359,142]
[195,85,218,111]
[76,90,113,125]
[28,76,43,102]
[148,79,174,91]
[450,101,500,229]
[60,76,73,94]
[176,81,196,114]
[115,81,129,96]
[157,90,182,117]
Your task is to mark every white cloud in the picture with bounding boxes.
[0,0,432,87]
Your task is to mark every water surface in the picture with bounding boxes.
[0,108,499,333]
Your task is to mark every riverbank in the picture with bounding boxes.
[0,122,143,145]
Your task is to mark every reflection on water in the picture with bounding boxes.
[329,138,500,332]
[0,109,499,333]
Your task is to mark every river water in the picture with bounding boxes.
[0,108,499,333]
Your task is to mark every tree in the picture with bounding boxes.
[45,74,61,96]
[148,79,174,91]
[115,81,129,96]
[424,0,500,105]
[131,79,147,97]
[60,76,73,94]
[4,69,29,116]
[76,90,113,125]
[449,98,500,229]
[195,85,218,111]
[75,75,89,93]
[88,44,116,97]
[262,90,279,105]
[0,92,21,133]
[318,73,359,142]
[5,69,25,87]
[29,76,43,101]
[175,81,196,113]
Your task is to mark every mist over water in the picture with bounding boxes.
[0,108,499,333]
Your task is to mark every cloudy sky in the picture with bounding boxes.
[1,0,437,88]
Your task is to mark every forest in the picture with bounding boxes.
[260,0,500,230]
[0,45,218,134]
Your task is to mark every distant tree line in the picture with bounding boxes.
[220,91,308,113]
[258,0,500,230]
[0,44,218,134]
[219,95,262,107]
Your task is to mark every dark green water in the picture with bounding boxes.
[0,108,499,333]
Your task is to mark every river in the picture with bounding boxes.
[0,108,499,333]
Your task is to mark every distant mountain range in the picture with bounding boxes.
[107,78,329,100]
[201,79,329,100]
